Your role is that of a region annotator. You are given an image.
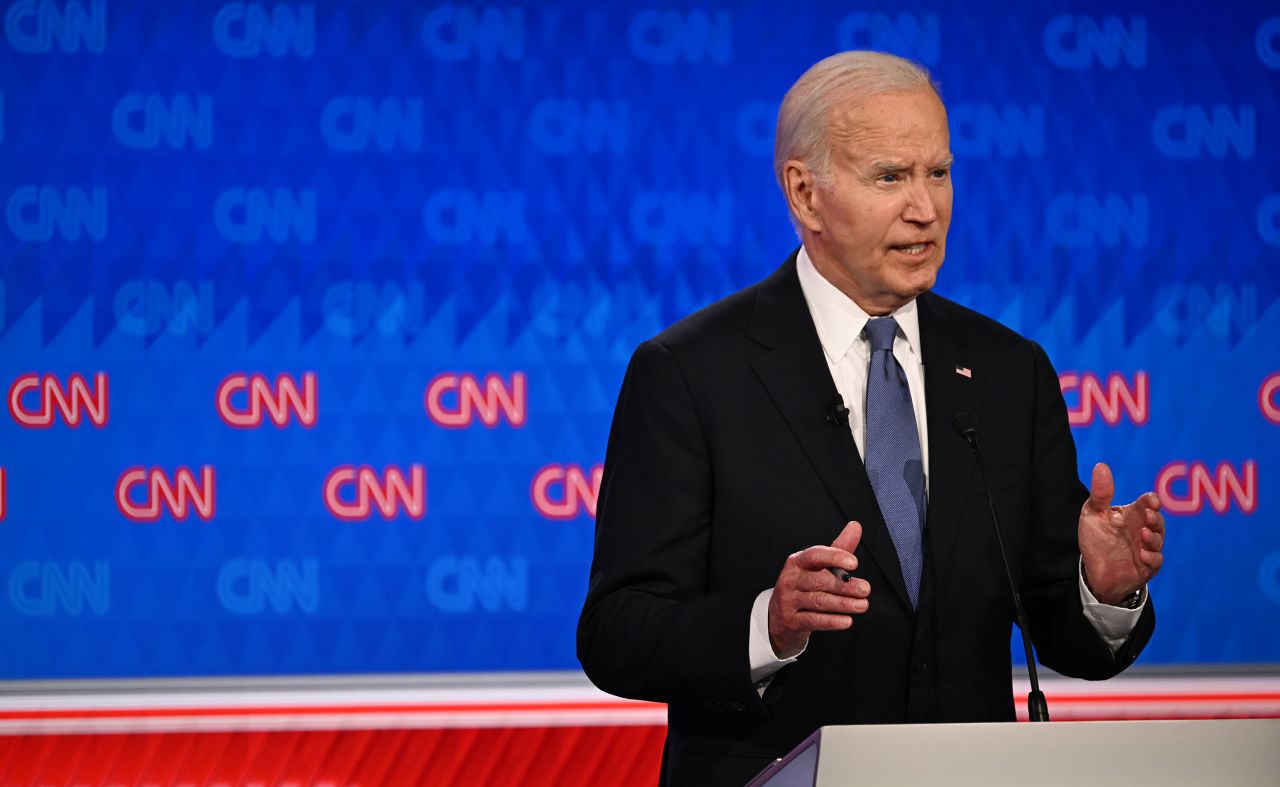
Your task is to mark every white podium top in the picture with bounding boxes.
[750,719,1280,787]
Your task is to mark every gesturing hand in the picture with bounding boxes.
[1078,463,1165,605]
[767,520,872,659]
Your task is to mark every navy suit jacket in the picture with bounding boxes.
[578,253,1154,786]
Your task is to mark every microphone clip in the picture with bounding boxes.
[826,397,850,426]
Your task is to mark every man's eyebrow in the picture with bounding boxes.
[868,156,954,173]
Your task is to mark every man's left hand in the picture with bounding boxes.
[1078,462,1165,605]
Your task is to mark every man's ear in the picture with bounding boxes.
[783,160,823,234]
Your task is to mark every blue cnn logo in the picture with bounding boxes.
[631,191,733,246]
[114,279,214,337]
[112,93,213,150]
[322,280,425,339]
[320,96,423,152]
[6,185,107,242]
[423,190,527,245]
[425,556,528,613]
[837,13,939,65]
[1259,195,1280,248]
[215,187,316,244]
[1154,284,1257,340]
[528,99,629,155]
[4,0,105,54]
[421,5,522,61]
[1046,193,1148,249]
[1259,17,1280,69]
[9,561,109,616]
[950,104,1045,158]
[1044,15,1146,69]
[1153,105,1255,160]
[213,2,314,58]
[217,558,319,615]
[628,10,731,65]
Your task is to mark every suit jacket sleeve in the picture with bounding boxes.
[1019,341,1155,679]
[577,339,763,709]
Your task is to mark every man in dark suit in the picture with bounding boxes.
[577,51,1164,787]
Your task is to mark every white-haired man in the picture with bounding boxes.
[579,51,1163,787]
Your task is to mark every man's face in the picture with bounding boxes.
[792,87,953,314]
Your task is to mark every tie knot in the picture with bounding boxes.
[863,317,899,354]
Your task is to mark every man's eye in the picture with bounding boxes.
[931,169,950,179]
[879,173,899,183]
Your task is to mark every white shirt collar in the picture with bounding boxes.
[795,245,923,365]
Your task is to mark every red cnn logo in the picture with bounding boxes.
[1156,460,1257,515]
[532,464,603,520]
[425,372,526,428]
[324,465,426,521]
[217,372,317,428]
[8,373,108,428]
[116,466,216,522]
[1261,373,1280,425]
[1059,371,1148,427]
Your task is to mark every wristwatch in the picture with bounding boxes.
[1115,586,1145,610]
[1082,561,1145,609]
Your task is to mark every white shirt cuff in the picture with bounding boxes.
[1078,559,1146,654]
[748,588,803,686]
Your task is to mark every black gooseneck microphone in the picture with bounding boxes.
[951,408,1050,722]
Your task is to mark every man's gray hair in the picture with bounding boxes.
[773,51,941,190]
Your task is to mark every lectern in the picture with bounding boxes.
[747,719,1280,786]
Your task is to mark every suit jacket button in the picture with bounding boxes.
[912,660,928,674]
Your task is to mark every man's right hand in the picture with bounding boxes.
[767,520,872,659]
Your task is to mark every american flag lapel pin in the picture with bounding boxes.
[955,365,972,378]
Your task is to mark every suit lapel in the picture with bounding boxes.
[917,293,981,593]
[747,256,913,610]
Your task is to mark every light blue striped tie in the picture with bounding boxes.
[863,317,926,608]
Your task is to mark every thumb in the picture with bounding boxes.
[1087,463,1115,513]
[831,520,863,554]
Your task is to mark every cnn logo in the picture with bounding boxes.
[324,465,426,521]
[8,372,108,428]
[1059,371,1147,426]
[116,466,215,522]
[532,464,603,520]
[425,372,526,428]
[1156,460,1257,515]
[217,372,317,427]
[1260,372,1280,425]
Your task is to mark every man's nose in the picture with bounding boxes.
[901,179,939,224]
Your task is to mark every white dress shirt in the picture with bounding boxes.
[747,246,1145,685]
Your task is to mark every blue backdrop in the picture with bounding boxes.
[0,0,1276,679]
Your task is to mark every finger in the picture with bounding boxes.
[794,570,870,597]
[794,569,845,593]
[823,578,871,598]
[793,545,857,573]
[1139,549,1163,571]
[1146,509,1165,534]
[1141,527,1163,552]
[831,520,863,554]
[1086,463,1115,513]
[796,591,870,615]
[791,611,856,632]
[1142,491,1162,512]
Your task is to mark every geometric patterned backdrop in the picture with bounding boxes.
[0,0,1276,679]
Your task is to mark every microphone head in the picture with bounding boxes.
[951,408,979,439]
